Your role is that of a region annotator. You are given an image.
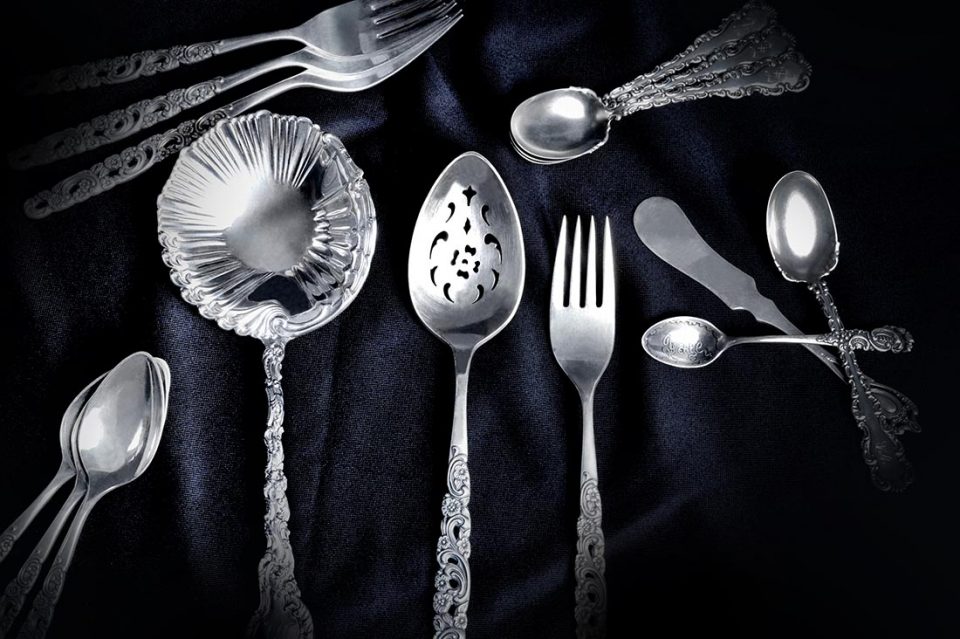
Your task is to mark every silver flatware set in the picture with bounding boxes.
[3,0,924,636]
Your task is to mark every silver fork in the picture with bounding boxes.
[10,4,459,169]
[21,0,454,94]
[23,5,462,219]
[549,215,615,639]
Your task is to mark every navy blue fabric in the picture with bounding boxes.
[0,1,956,637]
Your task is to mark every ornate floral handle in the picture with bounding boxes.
[0,465,73,564]
[247,341,314,639]
[819,326,914,353]
[603,2,810,118]
[812,281,914,491]
[575,396,605,639]
[19,42,222,95]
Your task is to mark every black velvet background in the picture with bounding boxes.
[0,1,957,637]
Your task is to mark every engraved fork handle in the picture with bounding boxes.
[247,341,314,639]
[812,281,914,492]
[433,350,472,639]
[0,464,73,563]
[575,392,606,639]
[22,73,308,219]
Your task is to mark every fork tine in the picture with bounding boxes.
[602,216,615,309]
[373,7,451,54]
[586,216,598,307]
[551,216,569,309]
[570,216,583,308]
[375,0,457,39]
[372,0,437,23]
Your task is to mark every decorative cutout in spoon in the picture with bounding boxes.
[158,110,376,638]
[643,316,913,369]
[510,2,811,164]
[767,170,917,492]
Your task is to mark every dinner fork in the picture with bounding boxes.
[23,6,461,219]
[20,0,454,94]
[550,215,615,639]
[10,5,458,169]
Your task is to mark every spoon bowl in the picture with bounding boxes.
[642,316,726,368]
[510,88,611,164]
[766,170,838,283]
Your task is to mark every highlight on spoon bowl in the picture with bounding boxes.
[641,316,724,369]
[510,87,611,164]
[766,170,839,283]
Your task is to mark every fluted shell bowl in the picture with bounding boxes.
[158,110,376,343]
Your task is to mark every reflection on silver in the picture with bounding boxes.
[159,111,375,639]
[511,2,811,164]
[408,153,525,638]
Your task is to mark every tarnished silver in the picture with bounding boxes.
[158,111,376,639]
[510,2,811,164]
[408,152,525,638]
[549,216,615,639]
[22,3,462,218]
[20,0,460,94]
[642,316,913,369]
[632,196,920,436]
[1,352,170,639]
[767,171,917,492]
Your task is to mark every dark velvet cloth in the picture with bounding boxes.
[0,1,956,637]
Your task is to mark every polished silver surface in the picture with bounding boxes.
[632,195,919,435]
[159,111,376,639]
[511,2,811,164]
[1,352,169,639]
[642,316,913,369]
[408,152,525,638]
[23,3,461,218]
[20,0,459,94]
[549,216,614,639]
[767,171,916,492]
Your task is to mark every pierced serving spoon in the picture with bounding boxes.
[158,111,376,639]
[408,152,525,638]
[643,316,914,369]
[510,2,811,164]
[17,352,170,638]
[767,170,917,492]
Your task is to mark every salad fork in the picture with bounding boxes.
[549,216,615,639]
[21,0,456,94]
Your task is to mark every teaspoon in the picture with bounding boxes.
[643,316,913,369]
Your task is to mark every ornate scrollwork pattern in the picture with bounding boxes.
[24,109,230,218]
[0,550,43,634]
[20,42,220,95]
[817,326,914,353]
[811,282,914,491]
[863,377,920,436]
[247,341,314,639]
[433,446,471,639]
[11,79,224,169]
[575,475,606,639]
[0,526,17,562]
[19,557,67,639]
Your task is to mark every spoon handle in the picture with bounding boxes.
[0,464,73,564]
[729,326,914,353]
[811,281,914,491]
[0,482,84,634]
[433,351,471,639]
[603,3,810,118]
[16,491,95,639]
[247,341,314,639]
[575,393,606,639]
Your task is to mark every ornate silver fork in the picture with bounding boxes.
[549,215,615,639]
[20,0,454,94]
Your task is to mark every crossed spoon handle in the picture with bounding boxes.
[728,326,914,352]
[0,465,73,564]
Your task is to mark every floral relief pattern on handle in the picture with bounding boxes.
[10,79,225,169]
[19,42,220,95]
[575,474,606,639]
[863,377,920,436]
[816,326,915,354]
[24,108,231,219]
[433,446,470,639]
[247,340,313,639]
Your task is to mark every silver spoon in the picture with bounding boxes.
[510,2,811,164]
[408,152,525,638]
[17,352,170,638]
[767,170,916,492]
[158,111,377,639]
[643,316,914,369]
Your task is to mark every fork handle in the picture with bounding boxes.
[575,394,606,639]
[0,464,73,564]
[0,482,84,635]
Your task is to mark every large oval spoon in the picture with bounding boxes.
[767,170,915,491]
[510,3,811,164]
[643,316,914,369]
[18,352,170,637]
[408,152,525,637]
